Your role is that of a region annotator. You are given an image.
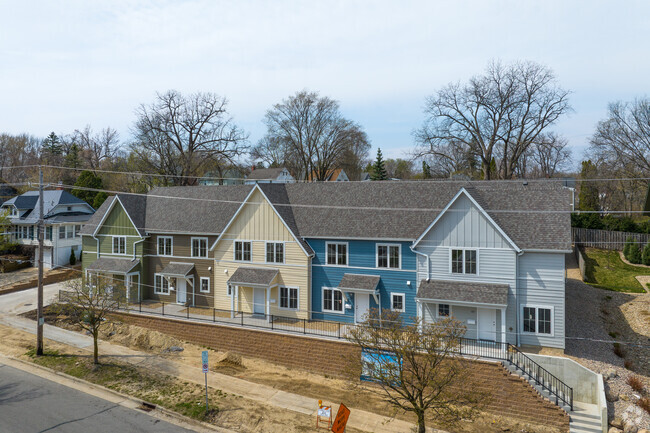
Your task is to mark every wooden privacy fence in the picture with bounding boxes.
[573,227,650,250]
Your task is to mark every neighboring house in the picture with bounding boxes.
[307,168,349,182]
[244,167,295,184]
[360,172,371,181]
[198,169,246,186]
[0,181,18,206]
[80,182,571,349]
[2,190,95,268]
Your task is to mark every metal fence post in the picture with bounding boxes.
[213,308,215,323]
[303,318,306,334]
[240,311,243,326]
[271,314,274,330]
[187,306,190,319]
[139,299,142,313]
[162,302,164,316]
[337,322,341,339]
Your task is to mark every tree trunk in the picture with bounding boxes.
[416,410,426,433]
[93,332,99,364]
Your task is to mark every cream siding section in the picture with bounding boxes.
[213,189,310,319]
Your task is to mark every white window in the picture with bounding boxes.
[326,242,348,266]
[46,227,52,241]
[191,237,208,258]
[279,286,298,310]
[158,236,173,256]
[266,242,284,263]
[200,277,210,293]
[59,226,66,239]
[437,304,451,318]
[29,226,34,240]
[66,225,74,239]
[522,306,553,336]
[112,236,126,254]
[323,287,344,313]
[377,244,400,269]
[450,249,477,274]
[74,225,81,237]
[154,274,170,295]
[391,293,405,312]
[234,241,251,261]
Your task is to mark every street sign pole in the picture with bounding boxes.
[202,350,209,412]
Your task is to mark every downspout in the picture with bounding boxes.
[133,237,145,260]
[515,250,524,347]
[410,244,429,328]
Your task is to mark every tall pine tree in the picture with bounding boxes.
[578,160,600,211]
[371,148,388,181]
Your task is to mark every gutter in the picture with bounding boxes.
[515,250,524,346]
[410,244,429,325]
[133,236,146,260]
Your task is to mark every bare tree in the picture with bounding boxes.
[346,310,483,433]
[415,60,571,179]
[256,90,370,181]
[70,126,121,171]
[131,90,248,186]
[57,278,125,364]
[517,132,572,178]
[0,133,40,185]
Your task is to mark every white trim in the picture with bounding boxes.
[416,297,507,309]
[111,235,127,255]
[435,303,452,318]
[278,286,299,310]
[312,263,410,272]
[325,241,348,266]
[376,243,402,269]
[521,304,554,337]
[305,236,414,242]
[191,237,209,258]
[322,286,345,314]
[199,277,210,293]
[144,254,214,261]
[265,241,285,264]
[94,234,141,238]
[522,249,574,254]
[233,240,253,262]
[216,259,307,268]
[154,273,170,295]
[449,248,479,275]
[412,188,520,252]
[92,196,143,239]
[157,236,173,256]
[390,292,405,312]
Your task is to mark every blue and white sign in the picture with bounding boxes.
[201,350,209,373]
[360,349,401,382]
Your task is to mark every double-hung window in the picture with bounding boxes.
[326,242,347,266]
[437,304,450,317]
[450,249,477,274]
[377,244,400,269]
[158,236,173,256]
[112,236,126,254]
[59,226,66,239]
[154,274,170,294]
[391,293,405,312]
[74,225,81,237]
[192,237,208,258]
[323,288,343,313]
[200,277,210,293]
[279,286,298,310]
[66,225,74,239]
[46,227,52,241]
[234,241,251,261]
[266,242,284,263]
[522,306,553,335]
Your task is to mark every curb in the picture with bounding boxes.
[0,354,232,433]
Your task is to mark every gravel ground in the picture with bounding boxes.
[564,254,650,430]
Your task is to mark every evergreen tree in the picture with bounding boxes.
[642,243,650,266]
[624,237,635,260]
[69,247,76,266]
[64,143,81,169]
[72,170,104,207]
[42,132,62,157]
[370,148,388,181]
[422,161,432,179]
[629,243,642,264]
[92,191,108,209]
[578,160,600,212]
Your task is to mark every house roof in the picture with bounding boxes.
[227,267,278,287]
[83,181,572,251]
[4,190,94,223]
[416,279,509,306]
[159,262,195,277]
[79,194,148,236]
[338,273,380,293]
[307,168,347,182]
[246,168,288,180]
[86,257,140,274]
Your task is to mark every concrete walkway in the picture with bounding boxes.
[0,284,439,433]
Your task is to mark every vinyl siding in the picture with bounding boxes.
[212,189,310,319]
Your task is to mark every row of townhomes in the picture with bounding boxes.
[2,190,95,268]
[80,182,572,349]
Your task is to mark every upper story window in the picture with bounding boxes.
[66,225,74,239]
[451,249,477,274]
[112,236,126,254]
[74,225,81,237]
[10,207,18,217]
[191,237,208,258]
[46,227,52,241]
[234,240,251,261]
[377,244,400,269]
[59,226,66,239]
[326,242,347,266]
[157,236,173,256]
[266,242,284,263]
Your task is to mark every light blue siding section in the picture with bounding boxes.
[307,239,417,323]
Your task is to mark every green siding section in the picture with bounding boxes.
[98,236,142,256]
[82,236,96,252]
[97,200,140,237]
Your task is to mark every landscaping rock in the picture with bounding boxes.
[166,346,184,352]
[613,418,625,429]
[608,389,620,402]
[610,428,623,433]
[606,369,619,380]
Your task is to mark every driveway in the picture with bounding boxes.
[0,266,37,287]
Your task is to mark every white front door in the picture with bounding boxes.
[355,293,370,323]
[253,287,265,314]
[176,279,187,304]
[477,308,496,341]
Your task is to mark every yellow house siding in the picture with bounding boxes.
[213,189,310,319]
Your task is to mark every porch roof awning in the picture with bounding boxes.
[338,273,380,294]
[227,267,278,287]
[159,262,194,278]
[86,257,140,275]
[416,279,508,307]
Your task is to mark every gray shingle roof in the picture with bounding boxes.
[227,267,278,286]
[338,274,380,293]
[79,195,147,236]
[4,190,94,224]
[159,262,195,277]
[416,279,509,306]
[246,168,287,180]
[85,257,140,274]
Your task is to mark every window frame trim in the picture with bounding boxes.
[322,286,345,314]
[449,248,479,275]
[436,303,452,318]
[199,277,210,293]
[232,240,252,262]
[520,304,554,337]
[376,243,402,269]
[111,235,127,255]
[191,236,209,258]
[325,241,349,266]
[265,241,286,264]
[154,273,170,295]
[278,285,299,310]
[157,236,174,256]
[390,292,405,313]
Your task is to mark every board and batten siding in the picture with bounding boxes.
[212,189,310,319]
[517,252,566,349]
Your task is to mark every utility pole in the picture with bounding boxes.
[36,166,44,356]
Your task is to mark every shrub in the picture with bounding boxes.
[613,342,625,358]
[69,248,76,266]
[624,237,635,260]
[643,243,650,266]
[628,375,645,393]
[624,360,635,370]
[629,243,642,264]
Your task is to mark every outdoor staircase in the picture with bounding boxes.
[501,361,573,413]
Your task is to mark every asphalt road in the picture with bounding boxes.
[0,364,196,433]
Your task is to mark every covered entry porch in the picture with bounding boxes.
[338,273,381,324]
[85,257,140,303]
[416,279,509,343]
[158,262,195,306]
[227,267,279,319]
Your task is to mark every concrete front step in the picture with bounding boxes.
[501,361,573,413]
[570,402,602,433]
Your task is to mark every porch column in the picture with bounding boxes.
[266,286,271,322]
[229,284,234,317]
[235,285,239,314]
[501,308,506,343]
[417,301,424,332]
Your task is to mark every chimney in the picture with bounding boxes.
[56,181,63,190]
[251,165,255,171]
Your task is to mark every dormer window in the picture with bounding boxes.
[67,206,72,211]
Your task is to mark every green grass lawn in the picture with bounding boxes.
[582,248,649,293]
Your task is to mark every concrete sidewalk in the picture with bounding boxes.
[0,284,438,433]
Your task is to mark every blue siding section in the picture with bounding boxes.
[307,239,417,323]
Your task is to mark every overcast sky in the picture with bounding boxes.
[1,1,648,165]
